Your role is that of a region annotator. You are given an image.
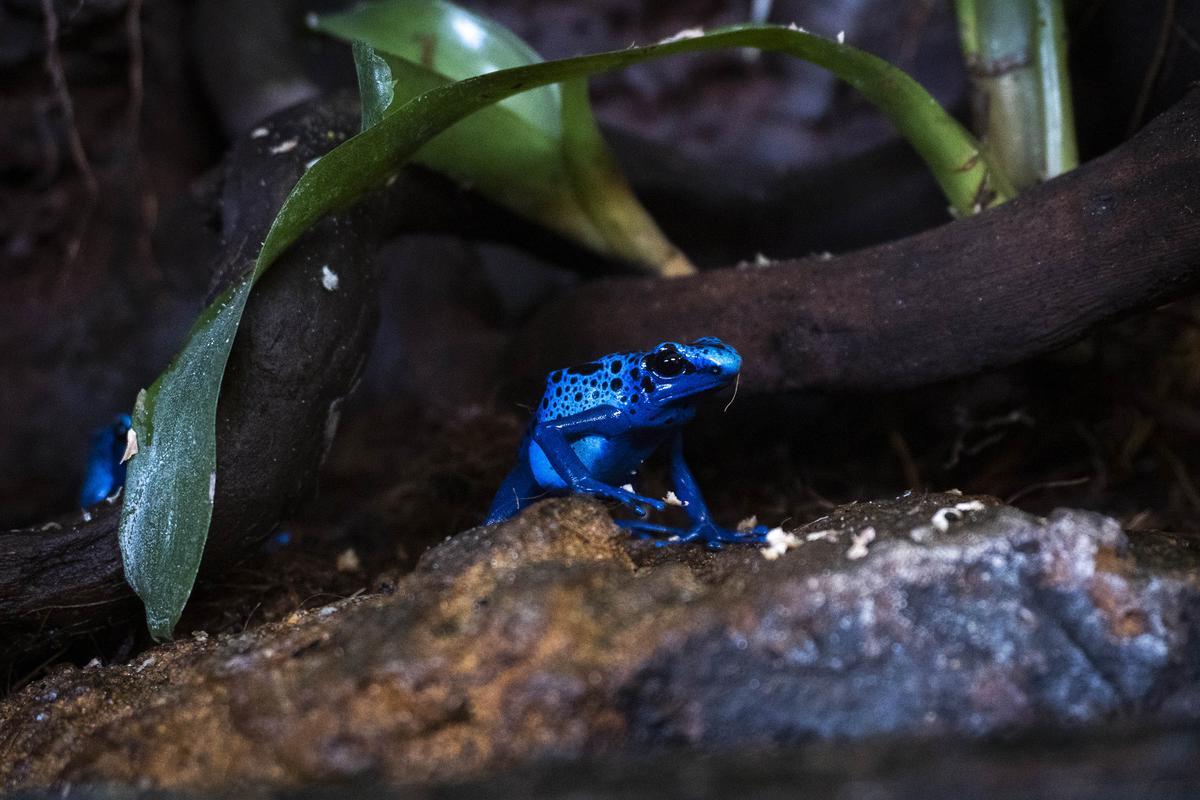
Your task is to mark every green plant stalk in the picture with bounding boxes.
[558,79,694,277]
[1035,0,1077,178]
[119,22,1008,640]
[954,0,1077,189]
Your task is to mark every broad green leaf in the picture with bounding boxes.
[118,279,250,641]
[313,0,693,276]
[119,20,1007,640]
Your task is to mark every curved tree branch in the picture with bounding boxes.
[508,88,1200,395]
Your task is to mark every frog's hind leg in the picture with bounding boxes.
[484,461,550,524]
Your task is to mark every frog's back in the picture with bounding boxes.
[536,350,651,423]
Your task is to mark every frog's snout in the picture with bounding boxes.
[707,348,742,377]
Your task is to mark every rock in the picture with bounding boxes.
[2,493,1198,792]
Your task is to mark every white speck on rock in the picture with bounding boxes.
[208,471,217,502]
[664,490,687,507]
[318,605,338,618]
[846,526,876,560]
[620,483,635,493]
[760,527,801,560]
[837,30,845,43]
[250,127,269,139]
[805,529,838,542]
[932,501,986,532]
[932,508,958,532]
[269,138,299,155]
[321,265,340,291]
[737,515,759,532]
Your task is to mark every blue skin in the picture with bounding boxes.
[486,338,768,548]
[80,413,132,508]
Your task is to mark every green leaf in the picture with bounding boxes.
[313,0,694,276]
[118,280,251,641]
[119,18,1007,640]
[352,39,394,131]
[319,14,1008,215]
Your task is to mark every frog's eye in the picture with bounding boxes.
[645,345,692,379]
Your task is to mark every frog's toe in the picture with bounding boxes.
[690,523,770,548]
[615,519,677,540]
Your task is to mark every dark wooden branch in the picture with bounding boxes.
[508,88,1200,396]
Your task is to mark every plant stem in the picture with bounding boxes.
[954,0,1078,190]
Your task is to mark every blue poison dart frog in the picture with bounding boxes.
[486,338,769,548]
[79,413,132,508]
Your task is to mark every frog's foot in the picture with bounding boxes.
[617,519,770,550]
[574,478,666,517]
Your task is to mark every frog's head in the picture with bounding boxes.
[639,337,741,407]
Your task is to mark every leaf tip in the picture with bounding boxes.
[146,610,177,643]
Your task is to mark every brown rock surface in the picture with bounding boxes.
[2,493,1198,792]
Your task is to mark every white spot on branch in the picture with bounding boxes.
[337,548,361,573]
[321,265,340,291]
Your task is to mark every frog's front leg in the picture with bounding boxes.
[531,408,666,517]
[619,431,768,549]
